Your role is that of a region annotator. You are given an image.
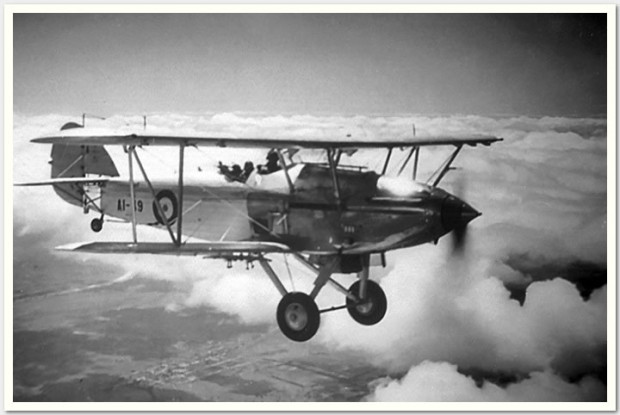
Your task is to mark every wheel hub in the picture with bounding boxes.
[346,280,387,326]
[356,298,374,315]
[285,303,308,331]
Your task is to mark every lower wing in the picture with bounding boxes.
[14,177,110,186]
[56,240,292,258]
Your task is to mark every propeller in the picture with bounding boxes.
[452,174,468,254]
[441,173,480,256]
[452,220,469,254]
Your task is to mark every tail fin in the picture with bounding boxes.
[51,122,119,206]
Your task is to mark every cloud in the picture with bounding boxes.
[366,361,606,402]
[317,246,606,380]
[12,112,608,402]
[184,271,281,325]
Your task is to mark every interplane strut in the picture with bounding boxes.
[132,148,178,245]
[127,146,138,243]
[125,143,186,246]
[429,145,463,187]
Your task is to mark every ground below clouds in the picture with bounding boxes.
[13,229,382,402]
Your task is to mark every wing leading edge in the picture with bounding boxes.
[32,132,502,149]
[56,241,293,257]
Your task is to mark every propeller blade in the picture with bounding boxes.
[452,223,468,254]
[450,173,475,255]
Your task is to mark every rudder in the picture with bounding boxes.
[51,122,119,206]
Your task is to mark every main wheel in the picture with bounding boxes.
[90,217,103,233]
[276,292,320,342]
[346,280,387,326]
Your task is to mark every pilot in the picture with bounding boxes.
[230,164,242,181]
[217,161,230,177]
[218,162,243,182]
[258,151,281,174]
[240,161,254,182]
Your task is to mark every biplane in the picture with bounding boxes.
[17,120,502,341]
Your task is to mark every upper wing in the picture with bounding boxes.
[56,240,293,257]
[32,130,502,149]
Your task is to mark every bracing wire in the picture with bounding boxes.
[141,147,177,171]
[196,184,282,240]
[194,145,220,167]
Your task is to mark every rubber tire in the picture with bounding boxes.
[276,292,320,342]
[90,218,103,233]
[346,280,387,326]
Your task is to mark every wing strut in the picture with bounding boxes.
[397,146,415,176]
[127,146,138,243]
[381,148,393,175]
[326,148,342,208]
[127,145,186,246]
[397,146,421,180]
[413,146,420,180]
[276,149,295,193]
[132,149,178,245]
[177,143,185,246]
[334,149,343,166]
[429,145,462,187]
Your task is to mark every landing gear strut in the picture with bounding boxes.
[259,254,388,342]
[90,216,104,233]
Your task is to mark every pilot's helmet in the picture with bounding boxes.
[267,151,279,162]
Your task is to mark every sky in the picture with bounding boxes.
[13,13,607,117]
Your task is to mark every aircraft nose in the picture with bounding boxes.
[440,195,481,232]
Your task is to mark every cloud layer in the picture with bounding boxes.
[12,112,608,402]
[367,361,606,402]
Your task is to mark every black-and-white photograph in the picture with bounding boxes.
[8,7,613,408]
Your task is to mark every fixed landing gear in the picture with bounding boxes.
[277,292,320,342]
[90,216,104,233]
[259,255,388,342]
[259,256,334,342]
[346,280,387,325]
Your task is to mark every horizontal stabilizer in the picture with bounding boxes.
[32,131,502,149]
[56,241,293,256]
[14,177,110,187]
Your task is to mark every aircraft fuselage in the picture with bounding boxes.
[96,163,477,255]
